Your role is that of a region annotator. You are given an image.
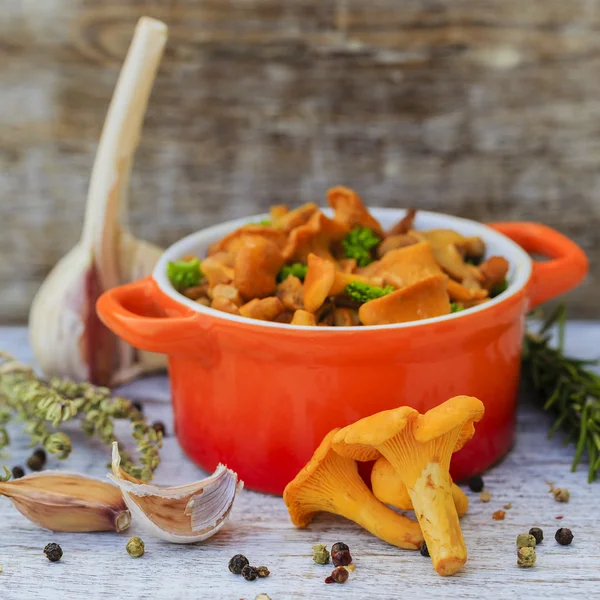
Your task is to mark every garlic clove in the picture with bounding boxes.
[0,471,130,533]
[108,442,243,543]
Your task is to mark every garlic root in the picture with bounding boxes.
[108,442,243,543]
[28,17,169,386]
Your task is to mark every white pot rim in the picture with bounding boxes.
[153,207,532,332]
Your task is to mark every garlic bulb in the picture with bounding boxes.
[0,471,130,533]
[109,442,243,543]
[29,17,169,386]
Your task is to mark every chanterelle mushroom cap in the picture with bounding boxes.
[327,186,385,238]
[332,396,484,577]
[283,429,423,550]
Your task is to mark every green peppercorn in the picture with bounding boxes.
[11,466,24,479]
[516,533,536,548]
[126,536,145,558]
[256,566,270,578]
[553,488,570,503]
[43,543,63,562]
[420,542,430,557]
[228,554,249,574]
[241,565,259,581]
[331,542,352,567]
[555,528,573,545]
[312,543,330,565]
[325,566,349,584]
[517,547,536,568]
[529,527,543,545]
[27,454,44,472]
[468,474,484,492]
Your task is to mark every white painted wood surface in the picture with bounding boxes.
[0,325,599,600]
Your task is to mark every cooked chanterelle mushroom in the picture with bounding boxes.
[332,396,484,576]
[371,457,469,517]
[283,429,424,551]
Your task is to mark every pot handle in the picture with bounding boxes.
[96,277,205,355]
[488,222,588,308]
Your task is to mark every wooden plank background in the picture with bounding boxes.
[1,0,599,323]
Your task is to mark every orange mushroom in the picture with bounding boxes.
[377,234,419,258]
[447,279,489,303]
[234,237,284,301]
[332,396,485,576]
[327,186,385,238]
[282,211,348,263]
[303,253,374,313]
[371,457,469,517]
[276,275,304,311]
[274,202,318,232]
[200,256,234,288]
[208,225,287,256]
[387,207,416,236]
[291,310,316,326]
[359,274,450,326]
[283,429,423,550]
[479,256,509,292]
[239,297,284,321]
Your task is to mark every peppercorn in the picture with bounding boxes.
[241,565,259,581]
[256,566,270,578]
[228,554,250,574]
[11,466,24,479]
[468,474,484,492]
[516,534,536,548]
[553,488,570,503]
[132,401,143,413]
[126,536,145,558]
[331,542,352,567]
[152,421,166,437]
[420,542,430,557]
[529,527,543,545]
[255,595,271,600]
[312,543,330,565]
[325,566,349,584]
[33,448,47,464]
[43,543,63,562]
[555,528,573,546]
[480,491,492,503]
[517,547,536,568]
[26,454,44,472]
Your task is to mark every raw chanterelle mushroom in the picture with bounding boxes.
[332,396,484,576]
[371,457,469,517]
[283,429,423,550]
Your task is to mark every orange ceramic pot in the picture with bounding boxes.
[96,209,588,495]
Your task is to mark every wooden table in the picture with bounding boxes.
[0,325,598,600]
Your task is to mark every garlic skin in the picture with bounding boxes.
[109,442,243,543]
[28,17,168,387]
[0,471,130,533]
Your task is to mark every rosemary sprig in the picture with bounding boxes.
[523,304,600,482]
[0,352,162,481]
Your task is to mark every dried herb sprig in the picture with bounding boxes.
[523,304,600,482]
[0,352,162,481]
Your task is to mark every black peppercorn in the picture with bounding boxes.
[325,566,349,584]
[43,543,63,562]
[241,565,259,581]
[33,448,47,464]
[152,421,166,437]
[331,542,352,567]
[529,527,544,545]
[11,466,25,479]
[228,554,249,574]
[555,528,573,546]
[420,542,430,557]
[256,566,270,578]
[468,474,484,492]
[27,454,44,472]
